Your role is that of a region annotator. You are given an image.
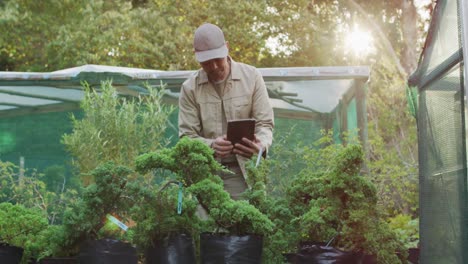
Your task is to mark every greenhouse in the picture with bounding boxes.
[3,0,452,263]
[0,63,377,263]
[0,65,369,172]
[409,0,468,262]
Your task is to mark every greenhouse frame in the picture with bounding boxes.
[0,65,369,171]
[409,0,468,262]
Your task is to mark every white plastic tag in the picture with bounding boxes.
[106,214,128,232]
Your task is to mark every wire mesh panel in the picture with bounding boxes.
[0,111,78,171]
[410,0,467,262]
[424,1,460,74]
[418,65,466,263]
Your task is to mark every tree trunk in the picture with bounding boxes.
[400,0,419,75]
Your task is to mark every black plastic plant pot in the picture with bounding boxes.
[407,247,419,264]
[285,241,364,264]
[145,233,196,264]
[37,257,77,264]
[396,247,419,264]
[0,243,24,264]
[200,233,263,264]
[78,239,137,264]
[282,253,297,263]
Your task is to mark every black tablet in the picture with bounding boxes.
[226,119,255,145]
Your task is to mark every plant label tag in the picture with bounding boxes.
[255,147,263,167]
[106,214,128,231]
[177,182,183,215]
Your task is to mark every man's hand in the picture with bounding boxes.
[211,135,234,158]
[232,135,263,158]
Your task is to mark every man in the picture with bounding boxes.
[178,23,274,200]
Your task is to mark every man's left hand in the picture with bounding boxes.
[232,135,263,158]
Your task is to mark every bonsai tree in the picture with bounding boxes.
[128,171,204,249]
[286,136,407,263]
[45,162,135,257]
[0,202,49,263]
[135,137,274,236]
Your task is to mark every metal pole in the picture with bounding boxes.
[458,1,468,263]
[19,156,24,186]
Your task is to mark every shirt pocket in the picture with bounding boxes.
[228,95,252,120]
[198,101,221,135]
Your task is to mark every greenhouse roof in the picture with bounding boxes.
[0,64,369,120]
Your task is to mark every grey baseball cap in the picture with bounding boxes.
[193,23,228,62]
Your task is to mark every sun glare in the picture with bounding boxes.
[345,26,375,57]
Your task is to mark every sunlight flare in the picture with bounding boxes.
[345,26,375,57]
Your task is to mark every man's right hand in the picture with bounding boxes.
[211,135,233,158]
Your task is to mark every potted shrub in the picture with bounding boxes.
[0,202,49,264]
[0,160,79,264]
[30,226,75,264]
[285,137,407,263]
[42,162,137,264]
[135,137,274,264]
[127,172,203,264]
[389,214,420,264]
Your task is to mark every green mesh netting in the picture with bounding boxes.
[347,98,358,139]
[0,100,359,172]
[406,85,418,118]
[411,0,468,262]
[0,111,80,172]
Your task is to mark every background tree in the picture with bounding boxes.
[0,0,435,217]
[0,0,275,71]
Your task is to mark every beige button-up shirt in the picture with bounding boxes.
[178,58,274,178]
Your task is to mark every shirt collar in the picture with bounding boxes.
[198,57,240,85]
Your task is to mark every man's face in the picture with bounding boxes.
[200,57,229,84]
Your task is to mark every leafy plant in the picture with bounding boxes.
[0,202,49,263]
[135,137,274,236]
[62,80,174,179]
[47,162,135,257]
[0,160,78,225]
[287,134,407,263]
[243,157,297,264]
[128,172,203,249]
[388,214,419,249]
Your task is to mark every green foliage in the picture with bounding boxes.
[388,214,419,249]
[0,160,78,225]
[128,177,203,249]
[62,80,174,176]
[287,136,406,263]
[264,125,309,198]
[0,0,276,71]
[244,127,418,262]
[188,178,274,235]
[135,136,223,185]
[32,225,66,260]
[0,202,49,263]
[243,157,297,263]
[135,137,274,236]
[54,162,134,256]
[0,0,424,223]
[366,69,419,217]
